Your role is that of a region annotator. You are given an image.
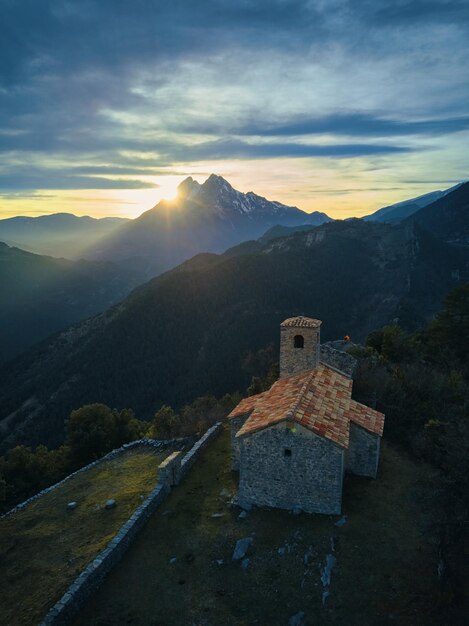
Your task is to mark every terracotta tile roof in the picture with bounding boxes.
[281,316,322,328]
[229,363,385,448]
[293,366,352,448]
[229,370,311,431]
[345,400,385,437]
[228,392,268,419]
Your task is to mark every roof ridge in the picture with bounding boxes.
[288,369,317,422]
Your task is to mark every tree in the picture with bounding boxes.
[65,404,145,466]
[367,324,411,362]
[150,405,181,439]
[425,283,469,363]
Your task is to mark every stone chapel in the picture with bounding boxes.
[228,316,385,515]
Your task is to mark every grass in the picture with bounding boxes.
[73,426,439,626]
[0,446,169,626]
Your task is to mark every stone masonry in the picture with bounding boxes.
[158,451,183,486]
[230,414,249,471]
[238,422,344,515]
[346,422,380,478]
[279,316,321,378]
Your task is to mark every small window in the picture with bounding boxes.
[284,448,292,457]
[294,335,304,349]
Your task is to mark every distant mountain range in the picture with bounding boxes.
[85,174,332,276]
[1,179,467,451]
[0,213,128,259]
[0,179,468,451]
[365,183,463,223]
[0,243,142,364]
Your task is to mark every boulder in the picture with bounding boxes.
[232,537,253,561]
[105,499,117,510]
[67,501,78,510]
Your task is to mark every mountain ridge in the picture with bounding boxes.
[1,214,465,451]
[86,174,332,276]
[0,213,129,259]
[364,182,463,223]
[405,181,469,246]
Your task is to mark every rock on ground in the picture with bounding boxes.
[232,537,253,561]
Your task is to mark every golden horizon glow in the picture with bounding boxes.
[0,157,464,221]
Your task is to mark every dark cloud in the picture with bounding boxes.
[233,114,469,138]
[362,0,469,25]
[0,171,158,190]
[66,165,167,176]
[174,138,412,160]
[0,0,319,85]
[0,0,468,194]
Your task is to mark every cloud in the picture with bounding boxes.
[362,0,469,25]
[233,114,469,138]
[0,171,158,190]
[0,0,468,200]
[171,138,412,160]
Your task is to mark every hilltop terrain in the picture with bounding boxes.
[74,427,438,626]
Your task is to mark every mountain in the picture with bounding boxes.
[0,217,465,451]
[0,242,143,364]
[407,181,469,247]
[0,213,128,259]
[87,174,332,276]
[365,183,463,223]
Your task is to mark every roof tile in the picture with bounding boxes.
[228,363,385,448]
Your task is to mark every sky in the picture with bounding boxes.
[1,0,468,219]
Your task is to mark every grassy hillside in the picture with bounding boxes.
[74,427,439,626]
[0,446,168,626]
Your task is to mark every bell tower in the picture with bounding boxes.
[279,316,322,378]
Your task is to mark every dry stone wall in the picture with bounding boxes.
[39,422,222,626]
[180,422,223,476]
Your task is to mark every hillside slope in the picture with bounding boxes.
[0,218,465,450]
[407,181,469,246]
[0,242,142,363]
